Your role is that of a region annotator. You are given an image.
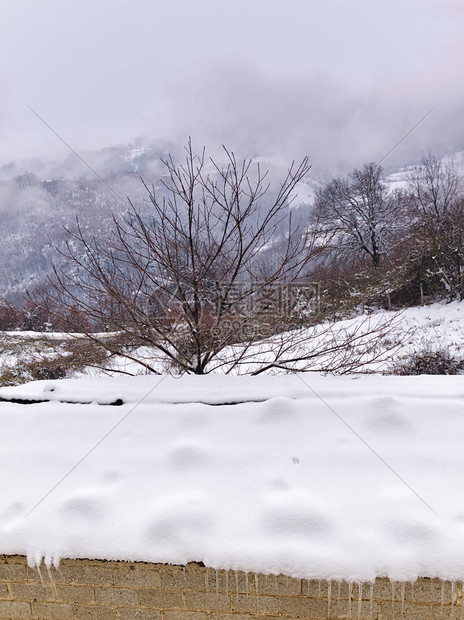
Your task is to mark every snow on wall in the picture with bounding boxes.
[1,373,464,582]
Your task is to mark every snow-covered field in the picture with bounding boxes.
[2,300,464,378]
[1,370,464,582]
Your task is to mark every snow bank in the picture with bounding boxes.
[1,373,464,582]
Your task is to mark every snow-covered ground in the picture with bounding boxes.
[86,300,464,375]
[2,300,464,379]
[384,300,464,362]
[1,371,464,582]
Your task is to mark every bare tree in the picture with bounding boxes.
[40,143,310,372]
[404,154,464,300]
[313,163,405,268]
[39,143,400,375]
[406,153,461,219]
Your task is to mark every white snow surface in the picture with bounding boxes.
[1,371,464,581]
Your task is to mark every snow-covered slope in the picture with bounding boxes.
[2,300,464,378]
[86,300,464,374]
[383,300,464,362]
[1,372,464,581]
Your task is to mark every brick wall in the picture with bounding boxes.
[0,555,461,619]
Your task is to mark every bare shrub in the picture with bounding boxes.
[0,335,111,386]
[392,349,464,375]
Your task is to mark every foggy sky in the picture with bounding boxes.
[1,0,463,174]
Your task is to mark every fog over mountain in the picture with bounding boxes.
[0,0,462,175]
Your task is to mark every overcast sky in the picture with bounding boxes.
[1,0,463,173]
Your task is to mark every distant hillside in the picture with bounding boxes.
[0,143,317,303]
[1,143,461,304]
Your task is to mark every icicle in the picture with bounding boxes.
[327,581,332,619]
[225,570,229,596]
[235,571,239,603]
[348,582,352,620]
[391,580,395,610]
[318,578,322,595]
[215,569,219,599]
[452,581,456,606]
[441,580,445,614]
[400,582,405,617]
[46,565,58,600]
[337,580,341,604]
[410,580,414,600]
[245,572,249,595]
[264,573,268,588]
[357,583,362,620]
[36,562,45,588]
[369,583,374,619]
